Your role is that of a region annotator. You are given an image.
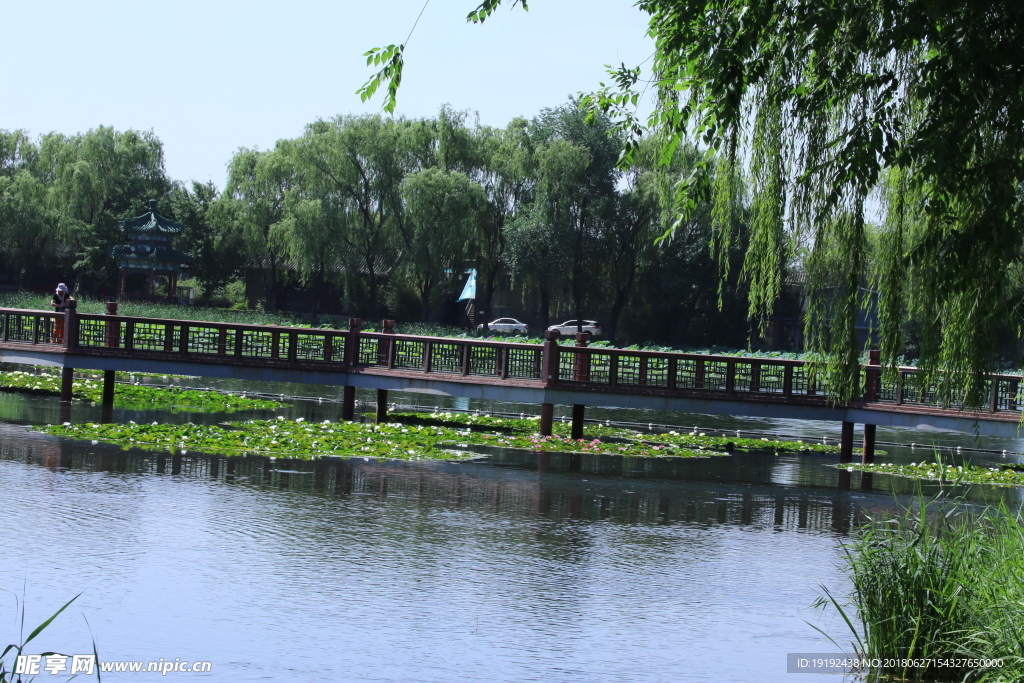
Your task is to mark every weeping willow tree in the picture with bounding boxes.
[361,0,1024,407]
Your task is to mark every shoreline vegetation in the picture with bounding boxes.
[34,410,853,461]
[821,495,1024,682]
[0,370,283,412]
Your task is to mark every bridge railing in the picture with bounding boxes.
[869,367,1022,413]
[75,313,350,363]
[554,346,830,395]
[2,306,1021,414]
[355,331,544,380]
[0,308,66,346]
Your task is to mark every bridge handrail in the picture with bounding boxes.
[2,305,1022,413]
[75,312,350,335]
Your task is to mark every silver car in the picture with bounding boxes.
[547,320,603,338]
[476,317,529,334]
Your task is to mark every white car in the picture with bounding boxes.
[547,320,603,338]
[477,317,529,334]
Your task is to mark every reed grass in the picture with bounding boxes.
[819,494,1024,681]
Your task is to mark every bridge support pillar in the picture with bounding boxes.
[342,386,356,421]
[862,424,876,463]
[102,371,115,405]
[376,389,388,424]
[840,421,854,463]
[539,403,554,436]
[571,404,585,440]
[60,368,74,403]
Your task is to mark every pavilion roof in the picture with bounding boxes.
[118,199,184,236]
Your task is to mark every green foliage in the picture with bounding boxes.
[381,411,851,454]
[170,180,242,305]
[225,145,292,310]
[290,114,414,319]
[399,167,486,320]
[357,44,406,114]
[0,370,283,412]
[0,126,170,291]
[364,0,1024,402]
[819,498,1024,681]
[0,593,88,683]
[33,412,832,461]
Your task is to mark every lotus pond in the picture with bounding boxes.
[35,408,874,461]
[0,370,283,411]
[383,410,875,455]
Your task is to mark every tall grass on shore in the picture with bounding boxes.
[819,495,1024,681]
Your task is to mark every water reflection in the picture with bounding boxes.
[2,427,871,536]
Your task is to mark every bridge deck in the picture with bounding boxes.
[1,306,1021,438]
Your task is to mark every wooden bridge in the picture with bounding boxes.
[1,302,1021,459]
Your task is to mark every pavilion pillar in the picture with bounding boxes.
[376,389,388,424]
[840,421,854,463]
[118,269,127,297]
[540,403,554,437]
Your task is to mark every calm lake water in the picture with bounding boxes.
[1,376,1022,682]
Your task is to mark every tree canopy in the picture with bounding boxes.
[362,0,1024,405]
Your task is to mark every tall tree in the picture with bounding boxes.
[531,103,621,334]
[39,126,170,289]
[502,204,562,329]
[399,167,485,321]
[170,180,242,306]
[225,146,292,310]
[0,130,53,279]
[293,115,410,320]
[473,118,535,328]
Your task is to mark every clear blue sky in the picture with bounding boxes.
[5,0,653,188]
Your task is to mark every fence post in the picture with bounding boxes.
[105,301,119,347]
[542,330,560,388]
[63,299,79,351]
[344,318,362,367]
[378,320,395,367]
[864,349,880,401]
[60,300,78,419]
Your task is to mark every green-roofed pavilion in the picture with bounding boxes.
[111,200,191,299]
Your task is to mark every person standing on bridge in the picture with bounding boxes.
[51,283,72,343]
